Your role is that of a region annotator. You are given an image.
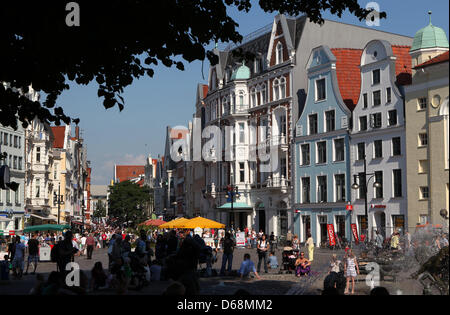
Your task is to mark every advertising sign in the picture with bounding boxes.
[235,232,246,247]
[346,204,353,211]
[351,223,359,244]
[327,224,336,246]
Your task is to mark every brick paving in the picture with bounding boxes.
[0,246,425,295]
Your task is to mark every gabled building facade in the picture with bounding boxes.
[350,41,412,240]
[293,46,359,246]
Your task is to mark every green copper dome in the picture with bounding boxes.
[411,13,449,52]
[230,61,251,80]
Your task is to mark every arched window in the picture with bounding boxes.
[276,42,283,65]
[251,88,257,107]
[280,77,286,99]
[261,83,267,104]
[222,97,228,115]
[273,79,280,101]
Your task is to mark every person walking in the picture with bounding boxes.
[57,231,78,276]
[220,232,235,276]
[344,249,359,295]
[375,230,384,255]
[257,234,269,274]
[11,236,25,279]
[101,232,107,249]
[86,233,95,260]
[25,234,39,275]
[306,233,314,262]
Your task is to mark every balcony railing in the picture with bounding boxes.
[223,104,249,116]
[267,176,289,188]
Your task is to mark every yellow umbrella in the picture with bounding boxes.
[158,217,188,229]
[178,216,225,229]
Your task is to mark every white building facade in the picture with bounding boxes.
[350,40,411,240]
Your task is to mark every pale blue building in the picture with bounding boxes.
[293,45,362,246]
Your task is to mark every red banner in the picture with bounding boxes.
[327,224,336,246]
[351,223,359,244]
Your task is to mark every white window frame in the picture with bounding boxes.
[315,78,326,102]
[316,141,327,164]
[300,143,310,166]
[334,173,346,202]
[301,176,311,204]
[317,175,328,203]
[333,138,345,162]
[325,109,335,132]
[372,69,381,85]
[276,42,283,65]
[273,79,280,101]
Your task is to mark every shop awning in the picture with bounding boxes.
[177,217,225,229]
[23,224,70,233]
[217,202,253,210]
[30,213,57,221]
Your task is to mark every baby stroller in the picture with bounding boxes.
[281,247,298,274]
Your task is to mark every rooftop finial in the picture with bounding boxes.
[428,11,432,25]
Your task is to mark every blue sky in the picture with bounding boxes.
[56,0,449,185]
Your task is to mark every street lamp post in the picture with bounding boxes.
[54,183,64,225]
[226,174,240,230]
[351,155,381,240]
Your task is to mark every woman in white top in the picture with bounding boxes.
[344,249,359,295]
[329,254,341,273]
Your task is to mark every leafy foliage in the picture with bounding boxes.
[92,200,107,221]
[0,1,383,129]
[108,181,151,228]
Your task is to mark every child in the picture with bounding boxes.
[344,249,359,295]
[267,252,279,269]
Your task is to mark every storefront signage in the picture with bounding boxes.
[327,224,336,246]
[370,204,386,209]
[351,223,359,244]
[235,232,246,247]
[346,204,353,211]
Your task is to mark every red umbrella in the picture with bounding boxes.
[140,219,166,226]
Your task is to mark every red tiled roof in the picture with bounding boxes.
[414,51,449,69]
[51,126,66,149]
[202,85,209,98]
[115,165,145,183]
[392,45,412,85]
[331,48,363,111]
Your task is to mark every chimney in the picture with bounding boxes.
[76,126,80,140]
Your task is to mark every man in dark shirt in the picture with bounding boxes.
[25,234,40,275]
[57,230,78,275]
[166,230,178,256]
[220,232,235,276]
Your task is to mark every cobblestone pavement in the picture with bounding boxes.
[0,246,425,295]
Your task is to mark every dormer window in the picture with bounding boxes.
[280,77,286,99]
[315,78,326,102]
[273,79,280,101]
[276,42,283,65]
